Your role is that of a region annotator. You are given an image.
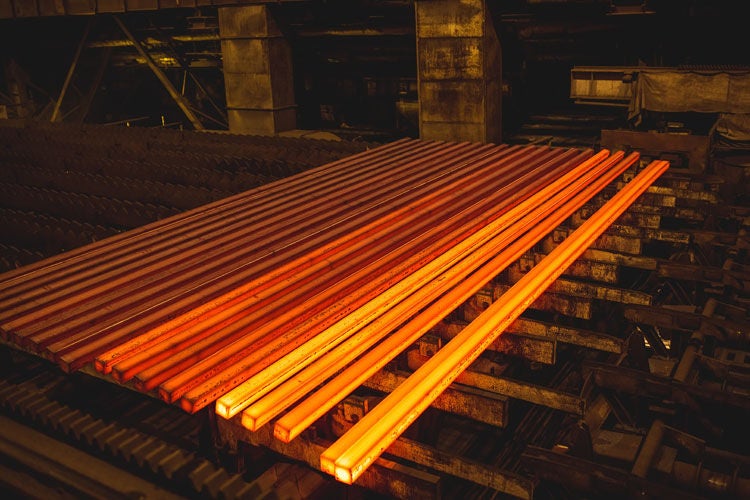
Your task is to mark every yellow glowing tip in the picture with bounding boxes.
[320,454,337,476]
[273,425,291,443]
[240,412,260,431]
[215,401,230,420]
[334,466,354,484]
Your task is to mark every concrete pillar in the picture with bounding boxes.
[218,5,296,135]
[415,0,501,143]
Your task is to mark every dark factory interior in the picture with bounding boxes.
[0,1,749,499]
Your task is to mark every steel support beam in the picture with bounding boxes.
[521,446,704,499]
[362,368,509,427]
[584,361,750,411]
[51,18,92,123]
[113,16,204,130]
[75,47,111,124]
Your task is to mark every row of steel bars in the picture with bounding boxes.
[217,149,626,423]
[0,139,418,321]
[0,139,503,362]
[104,144,587,411]
[0,139,596,414]
[238,150,638,437]
[320,159,670,485]
[3,139,454,360]
[0,137,407,288]
[164,147,590,411]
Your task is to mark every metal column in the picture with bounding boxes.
[218,5,297,135]
[415,0,502,143]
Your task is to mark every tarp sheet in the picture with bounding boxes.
[628,70,750,121]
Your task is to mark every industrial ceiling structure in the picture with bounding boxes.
[0,1,749,499]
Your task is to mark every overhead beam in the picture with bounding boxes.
[0,0,311,19]
[113,16,204,130]
[51,18,93,123]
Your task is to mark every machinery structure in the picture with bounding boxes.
[1,1,749,499]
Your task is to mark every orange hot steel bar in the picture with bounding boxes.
[55,141,522,368]
[320,159,669,485]
[1,139,470,346]
[0,138,640,443]
[170,148,592,412]
[102,145,566,396]
[0,137,420,318]
[3,139,506,366]
[219,149,623,423]
[255,152,640,439]
[93,141,507,374]
[89,142,509,375]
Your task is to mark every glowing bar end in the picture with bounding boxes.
[179,398,197,413]
[215,400,231,420]
[93,359,111,374]
[334,466,354,484]
[240,411,262,431]
[320,453,337,476]
[273,424,292,443]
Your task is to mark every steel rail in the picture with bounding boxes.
[238,151,633,433]
[320,160,669,485]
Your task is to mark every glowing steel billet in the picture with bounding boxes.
[8,141,477,336]
[172,148,584,411]
[94,144,522,377]
[158,148,574,407]
[255,151,636,436]
[100,144,530,379]
[321,160,668,484]
[272,152,637,441]
[217,149,612,422]
[60,146,552,369]
[0,138,418,304]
